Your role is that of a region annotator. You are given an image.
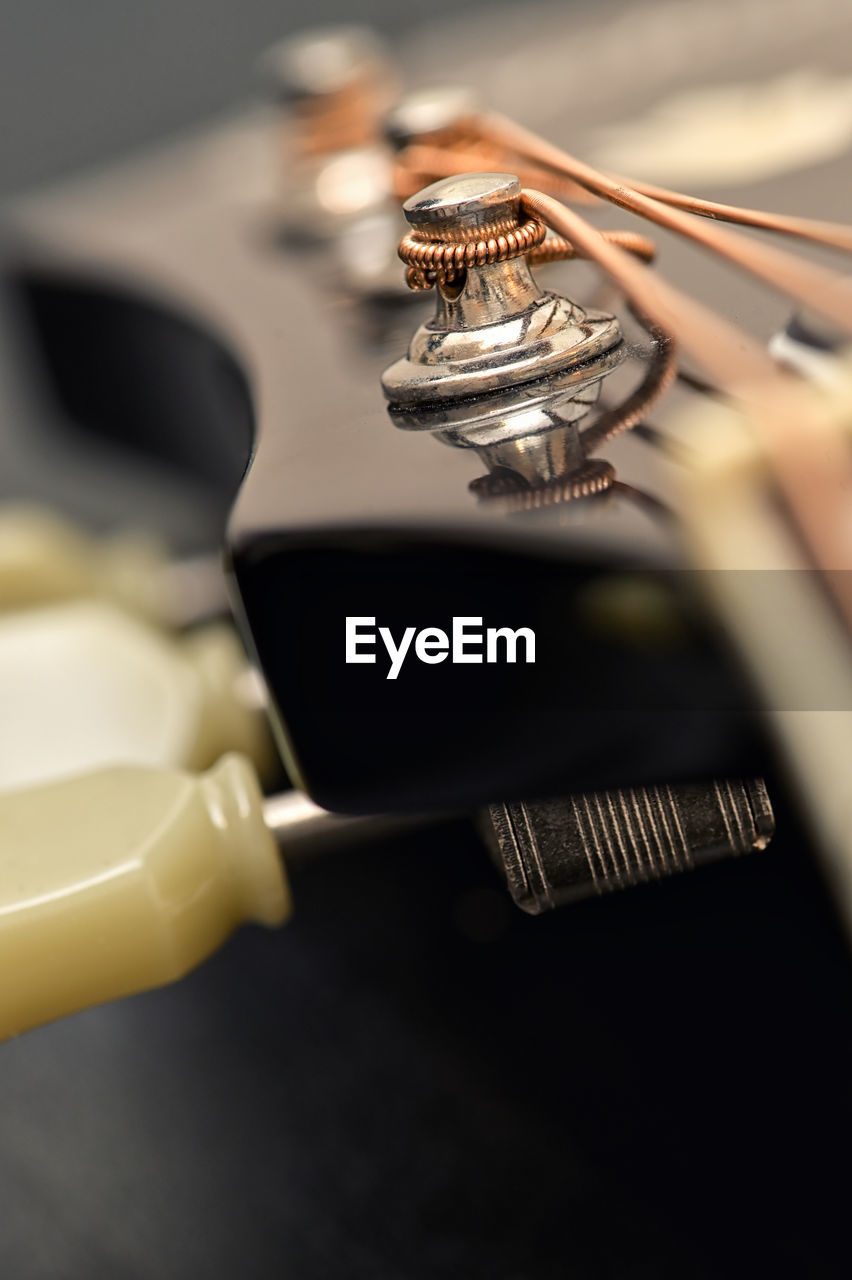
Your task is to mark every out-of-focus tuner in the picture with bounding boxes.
[261,25,390,107]
[384,85,479,153]
[770,300,852,387]
[259,25,397,234]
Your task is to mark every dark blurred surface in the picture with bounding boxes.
[1,807,850,1279]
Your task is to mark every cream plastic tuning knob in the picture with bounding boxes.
[0,753,291,1039]
[0,504,225,626]
[0,759,433,1039]
[0,601,275,792]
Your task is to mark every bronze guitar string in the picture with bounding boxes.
[390,113,852,593]
[520,189,852,631]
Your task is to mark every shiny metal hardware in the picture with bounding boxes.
[484,778,775,914]
[769,302,852,387]
[262,791,445,864]
[381,173,624,486]
[339,86,483,299]
[260,26,391,106]
[260,26,397,236]
[382,174,623,403]
[384,86,479,152]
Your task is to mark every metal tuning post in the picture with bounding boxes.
[381,172,624,494]
[259,25,397,238]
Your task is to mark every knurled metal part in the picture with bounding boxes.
[485,778,774,914]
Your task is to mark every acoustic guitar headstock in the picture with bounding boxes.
[5,11,852,917]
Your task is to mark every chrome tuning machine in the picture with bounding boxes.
[381,172,625,492]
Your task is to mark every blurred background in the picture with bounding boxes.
[0,2,850,1277]
[0,0,465,196]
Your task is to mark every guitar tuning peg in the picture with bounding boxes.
[0,504,226,627]
[259,25,398,237]
[0,752,435,1039]
[0,601,276,792]
[384,85,479,154]
[335,86,485,300]
[770,299,852,387]
[381,172,624,489]
[259,24,394,113]
[0,753,290,1039]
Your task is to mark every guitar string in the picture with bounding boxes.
[520,189,852,633]
[389,124,852,625]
